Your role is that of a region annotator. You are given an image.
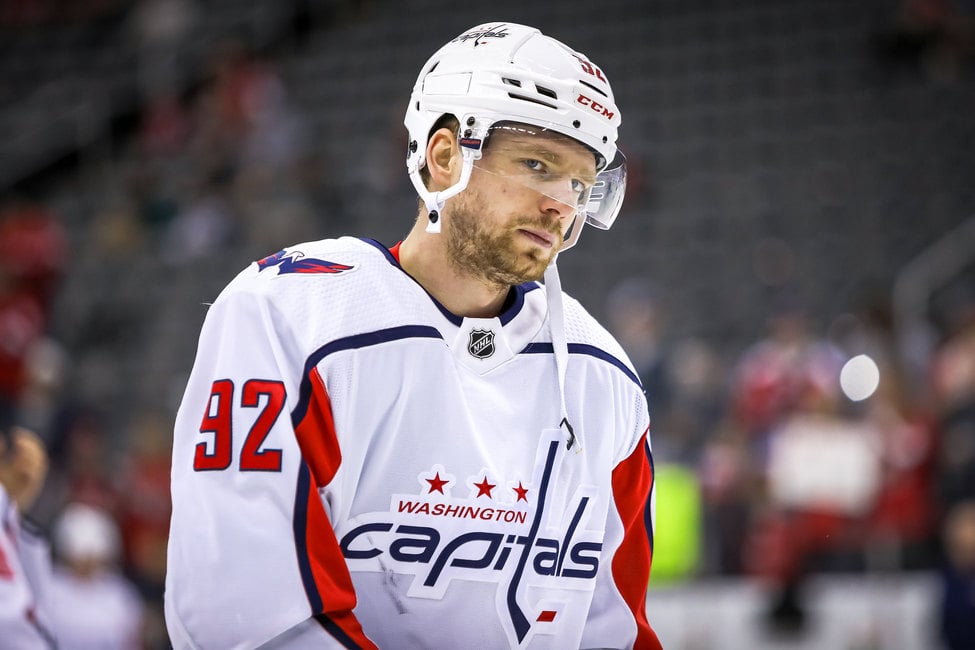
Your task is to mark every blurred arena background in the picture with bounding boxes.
[0,0,973,647]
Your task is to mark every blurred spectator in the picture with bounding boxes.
[32,408,120,529]
[49,502,144,649]
[159,171,238,266]
[730,299,831,444]
[289,149,351,233]
[232,164,320,255]
[605,278,673,429]
[930,298,975,509]
[744,343,878,634]
[237,69,308,174]
[829,287,940,563]
[940,499,975,649]
[741,333,940,633]
[16,337,68,444]
[667,338,727,465]
[115,411,172,650]
[698,422,755,575]
[931,300,975,415]
[0,197,67,313]
[0,198,68,428]
[765,347,881,523]
[125,160,182,237]
[207,39,279,139]
[86,192,148,264]
[137,91,193,160]
[188,39,292,180]
[128,0,199,101]
[939,401,975,510]
[863,367,938,567]
[0,427,54,646]
[0,272,46,415]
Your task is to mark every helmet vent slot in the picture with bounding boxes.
[506,93,558,109]
[535,85,558,100]
[502,77,522,88]
[579,80,608,97]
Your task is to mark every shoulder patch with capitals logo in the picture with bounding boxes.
[256,249,355,276]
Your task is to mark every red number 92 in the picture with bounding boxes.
[193,379,285,472]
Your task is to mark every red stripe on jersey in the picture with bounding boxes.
[610,429,663,650]
[295,368,377,649]
[295,368,343,486]
[0,541,13,579]
[388,241,402,263]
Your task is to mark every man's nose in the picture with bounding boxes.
[537,191,577,222]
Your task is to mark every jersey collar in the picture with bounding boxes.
[362,238,538,327]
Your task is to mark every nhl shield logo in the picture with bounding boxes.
[468,329,496,359]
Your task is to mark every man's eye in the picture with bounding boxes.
[571,179,595,197]
[522,159,545,172]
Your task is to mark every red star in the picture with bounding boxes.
[426,472,448,494]
[513,482,529,502]
[474,476,496,498]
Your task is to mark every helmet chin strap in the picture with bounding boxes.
[544,256,583,453]
[409,149,478,234]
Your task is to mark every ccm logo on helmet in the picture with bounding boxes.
[576,94,615,120]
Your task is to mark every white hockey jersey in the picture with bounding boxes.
[0,484,55,648]
[165,237,661,650]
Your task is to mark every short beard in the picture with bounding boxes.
[445,200,560,288]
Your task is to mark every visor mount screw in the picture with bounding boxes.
[429,210,439,223]
[409,140,417,153]
[466,117,476,126]
[464,129,472,137]
[572,120,581,128]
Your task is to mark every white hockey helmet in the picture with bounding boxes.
[405,22,626,247]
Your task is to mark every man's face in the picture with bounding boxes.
[444,125,597,286]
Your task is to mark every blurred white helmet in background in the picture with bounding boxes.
[54,502,121,565]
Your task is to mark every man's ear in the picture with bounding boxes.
[425,127,461,190]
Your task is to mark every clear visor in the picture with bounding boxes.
[471,124,627,231]
[583,150,626,230]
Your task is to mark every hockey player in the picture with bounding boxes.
[0,427,54,647]
[166,21,662,649]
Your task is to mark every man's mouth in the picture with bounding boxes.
[519,228,557,248]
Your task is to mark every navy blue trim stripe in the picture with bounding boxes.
[645,440,655,554]
[293,461,323,613]
[506,439,560,641]
[360,237,398,264]
[292,325,443,427]
[360,238,463,325]
[498,283,530,326]
[313,614,365,649]
[520,342,642,389]
[290,323,440,639]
